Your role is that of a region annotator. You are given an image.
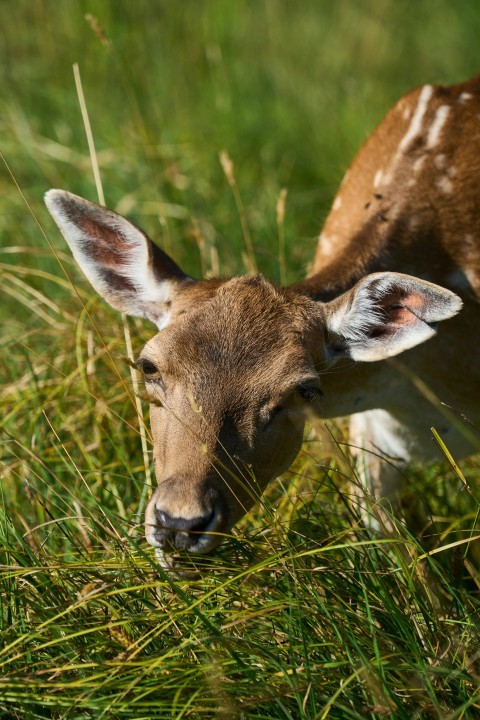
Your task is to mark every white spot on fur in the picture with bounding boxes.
[399,85,434,152]
[373,169,383,189]
[320,233,336,256]
[384,87,433,187]
[427,105,450,148]
[435,176,453,193]
[413,156,426,174]
[402,106,412,121]
[333,196,342,211]
[459,92,473,103]
[434,154,447,169]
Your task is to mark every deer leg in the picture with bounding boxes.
[348,409,411,531]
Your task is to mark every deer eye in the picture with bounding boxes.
[136,358,164,385]
[141,360,158,375]
[297,384,323,402]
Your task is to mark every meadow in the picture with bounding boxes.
[1,1,480,718]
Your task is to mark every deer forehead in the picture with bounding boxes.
[143,276,323,394]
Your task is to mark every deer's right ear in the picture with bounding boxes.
[44,190,192,329]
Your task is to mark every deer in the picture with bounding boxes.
[45,75,480,572]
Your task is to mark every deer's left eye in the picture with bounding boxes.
[297,384,323,402]
[136,358,164,386]
[141,360,158,375]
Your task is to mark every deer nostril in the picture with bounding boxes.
[155,509,214,534]
[149,503,226,555]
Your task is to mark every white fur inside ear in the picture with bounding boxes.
[327,285,387,344]
[325,272,462,362]
[45,189,177,328]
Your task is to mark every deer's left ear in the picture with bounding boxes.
[323,272,463,362]
[45,190,192,329]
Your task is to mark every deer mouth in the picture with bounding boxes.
[146,510,224,558]
[148,517,226,580]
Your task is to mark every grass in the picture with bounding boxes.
[1,1,480,718]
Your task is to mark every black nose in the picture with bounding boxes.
[156,510,213,533]
[155,509,215,551]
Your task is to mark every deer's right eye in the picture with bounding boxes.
[141,360,159,375]
[136,358,164,385]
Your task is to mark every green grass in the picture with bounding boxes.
[2,1,480,718]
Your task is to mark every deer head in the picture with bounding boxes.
[44,190,461,565]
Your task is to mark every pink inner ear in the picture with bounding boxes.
[378,290,426,326]
[384,306,417,325]
[78,217,136,268]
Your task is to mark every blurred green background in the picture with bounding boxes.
[2,0,479,289]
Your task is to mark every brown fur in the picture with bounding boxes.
[45,76,480,560]
[297,76,480,300]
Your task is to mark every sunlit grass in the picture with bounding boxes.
[2,234,480,718]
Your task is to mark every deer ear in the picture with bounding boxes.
[324,272,463,362]
[44,190,192,329]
